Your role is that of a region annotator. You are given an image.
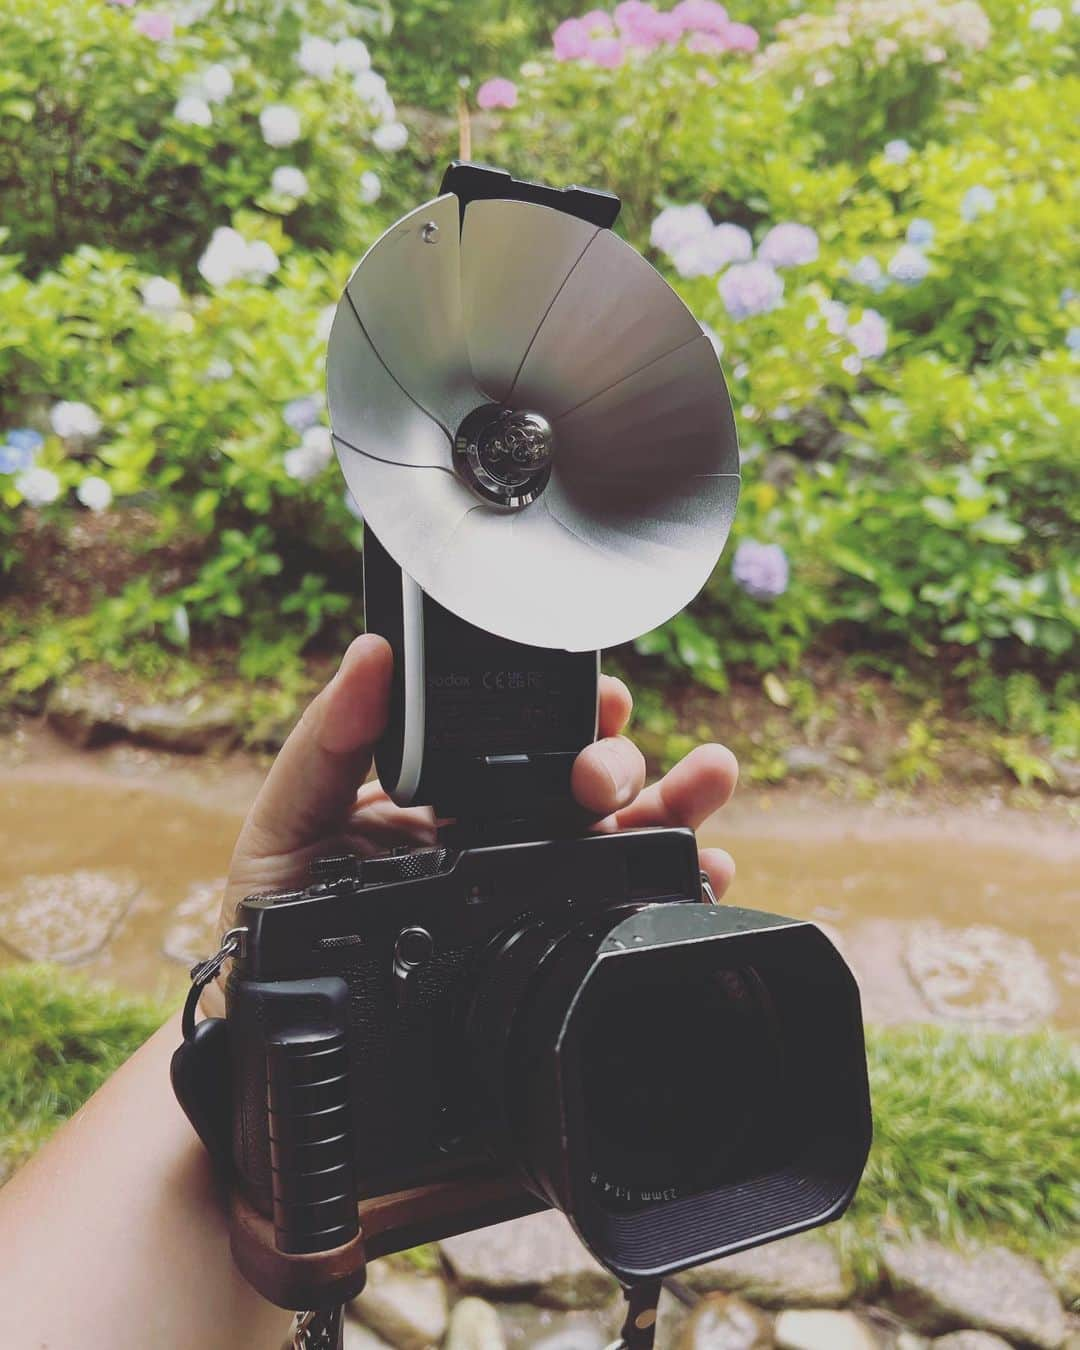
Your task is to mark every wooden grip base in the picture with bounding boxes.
[230,1173,544,1311]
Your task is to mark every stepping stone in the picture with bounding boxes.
[0,868,140,961]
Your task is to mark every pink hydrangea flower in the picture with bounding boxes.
[672,0,729,32]
[553,17,591,60]
[686,30,727,52]
[615,2,681,47]
[581,8,616,33]
[723,21,759,50]
[133,10,174,40]
[590,35,626,66]
[476,77,518,110]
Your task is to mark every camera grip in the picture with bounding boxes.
[267,1027,358,1255]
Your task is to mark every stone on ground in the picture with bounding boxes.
[495,1300,623,1348]
[0,867,139,961]
[445,1297,507,1350]
[440,1211,619,1309]
[774,1308,880,1350]
[349,1260,448,1350]
[884,1241,1066,1349]
[680,1292,773,1348]
[931,1333,1015,1349]
[680,1235,854,1308]
[344,1322,394,1350]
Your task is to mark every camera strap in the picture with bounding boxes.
[607,1279,663,1350]
[289,1306,345,1350]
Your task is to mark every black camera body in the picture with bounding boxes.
[227,827,871,1286]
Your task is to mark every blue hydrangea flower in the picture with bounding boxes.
[883,139,912,164]
[0,444,31,474]
[283,395,322,433]
[0,428,42,475]
[1066,327,1080,352]
[961,186,996,222]
[7,427,44,454]
[906,218,935,247]
[732,540,789,601]
[1060,288,1077,307]
[888,244,930,284]
[849,256,886,291]
[718,261,784,320]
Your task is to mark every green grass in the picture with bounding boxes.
[1,968,1076,1284]
[0,965,167,1180]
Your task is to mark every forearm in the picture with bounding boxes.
[0,1010,292,1350]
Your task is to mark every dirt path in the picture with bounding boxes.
[1,725,1077,1030]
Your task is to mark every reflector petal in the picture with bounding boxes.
[344,194,482,435]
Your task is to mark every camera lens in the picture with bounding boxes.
[465,896,870,1282]
[576,966,782,1210]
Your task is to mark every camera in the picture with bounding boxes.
[227,824,870,1289]
[173,163,871,1331]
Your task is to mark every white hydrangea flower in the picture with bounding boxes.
[244,240,280,282]
[200,64,233,102]
[271,165,310,199]
[335,37,371,73]
[359,170,381,204]
[174,95,212,127]
[206,357,234,381]
[140,275,183,313]
[298,35,337,78]
[1029,5,1062,29]
[76,476,113,512]
[353,70,388,103]
[50,400,102,440]
[198,227,250,287]
[284,426,333,483]
[372,121,408,153]
[16,466,62,506]
[259,104,301,148]
[650,203,712,257]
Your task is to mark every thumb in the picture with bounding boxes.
[233,634,393,863]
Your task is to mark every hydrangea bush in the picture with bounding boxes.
[1,0,1077,730]
[0,0,406,276]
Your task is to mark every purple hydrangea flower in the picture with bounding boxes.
[848,308,888,358]
[1061,288,1077,307]
[719,261,784,319]
[961,185,996,221]
[283,395,322,433]
[758,222,819,268]
[849,256,886,291]
[888,244,930,284]
[671,222,753,277]
[883,138,912,164]
[732,540,789,600]
[906,218,935,247]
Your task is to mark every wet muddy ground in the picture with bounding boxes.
[1,726,1077,1031]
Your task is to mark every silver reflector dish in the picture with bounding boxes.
[328,191,739,651]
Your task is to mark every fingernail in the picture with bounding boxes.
[603,744,637,806]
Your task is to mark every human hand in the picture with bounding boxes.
[204,634,737,1014]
